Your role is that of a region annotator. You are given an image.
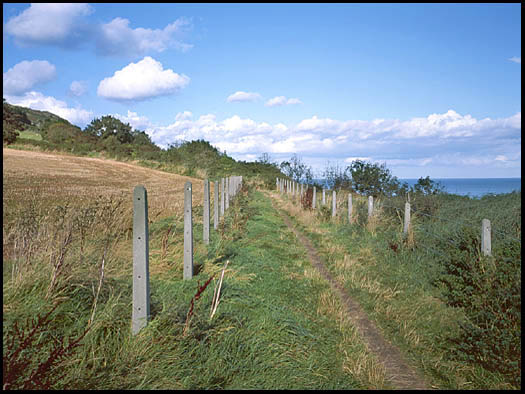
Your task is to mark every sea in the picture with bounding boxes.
[312,178,521,198]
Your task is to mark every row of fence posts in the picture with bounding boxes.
[132,175,242,335]
[276,176,493,254]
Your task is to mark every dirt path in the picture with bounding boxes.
[275,204,429,390]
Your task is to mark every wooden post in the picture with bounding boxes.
[332,190,336,217]
[348,193,352,223]
[481,219,491,256]
[184,181,193,279]
[203,179,210,245]
[313,186,316,209]
[132,185,150,335]
[368,196,373,217]
[214,181,219,230]
[403,202,411,235]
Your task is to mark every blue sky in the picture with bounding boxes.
[3,3,521,178]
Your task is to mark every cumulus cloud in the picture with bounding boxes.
[5,91,93,127]
[68,80,88,97]
[113,110,152,130]
[508,56,521,64]
[226,91,262,103]
[97,56,190,101]
[96,17,193,56]
[141,109,520,177]
[4,3,93,47]
[265,96,302,107]
[3,60,57,96]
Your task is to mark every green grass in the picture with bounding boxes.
[277,190,520,389]
[3,184,382,389]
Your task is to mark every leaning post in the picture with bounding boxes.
[132,185,150,335]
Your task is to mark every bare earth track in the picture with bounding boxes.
[276,205,429,390]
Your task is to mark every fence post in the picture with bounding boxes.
[313,187,317,209]
[132,185,150,335]
[332,190,337,217]
[322,188,326,205]
[214,181,219,230]
[184,181,193,279]
[403,202,411,235]
[348,193,352,223]
[220,178,225,217]
[203,179,210,245]
[481,219,491,256]
[368,196,373,218]
[225,177,230,211]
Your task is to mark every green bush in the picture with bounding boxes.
[438,226,521,387]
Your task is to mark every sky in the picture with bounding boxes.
[2,3,521,179]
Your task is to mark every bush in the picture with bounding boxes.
[438,226,521,387]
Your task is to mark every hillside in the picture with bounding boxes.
[2,99,285,187]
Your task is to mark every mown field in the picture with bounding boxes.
[3,147,521,389]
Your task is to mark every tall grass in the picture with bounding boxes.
[276,188,521,389]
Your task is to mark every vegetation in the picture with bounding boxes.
[277,186,520,389]
[3,99,521,389]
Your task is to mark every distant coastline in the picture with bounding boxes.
[312,178,521,198]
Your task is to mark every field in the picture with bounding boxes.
[2,147,521,389]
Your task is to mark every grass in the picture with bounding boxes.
[274,188,520,389]
[3,149,390,389]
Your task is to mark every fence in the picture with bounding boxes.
[132,175,243,335]
[275,176,511,260]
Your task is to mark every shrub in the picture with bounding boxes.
[438,225,521,387]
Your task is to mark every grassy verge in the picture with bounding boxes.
[3,181,389,389]
[274,189,520,390]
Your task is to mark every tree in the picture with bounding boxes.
[84,116,133,144]
[347,160,401,197]
[280,154,314,183]
[411,176,445,195]
[41,122,82,145]
[323,161,351,190]
[3,99,31,145]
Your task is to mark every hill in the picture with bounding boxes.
[2,99,285,187]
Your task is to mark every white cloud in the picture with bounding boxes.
[97,56,190,101]
[113,110,152,130]
[5,91,93,127]
[142,109,520,177]
[68,80,88,97]
[3,60,56,95]
[508,56,521,64]
[97,17,193,56]
[265,96,302,107]
[226,91,262,103]
[4,3,92,47]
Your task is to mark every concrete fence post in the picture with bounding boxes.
[368,196,373,218]
[313,186,316,209]
[225,177,230,210]
[403,202,411,235]
[214,181,219,230]
[332,190,337,217]
[183,181,193,279]
[481,219,491,256]
[220,178,225,217]
[203,179,210,245]
[132,185,150,335]
[348,193,352,223]
[322,188,326,205]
